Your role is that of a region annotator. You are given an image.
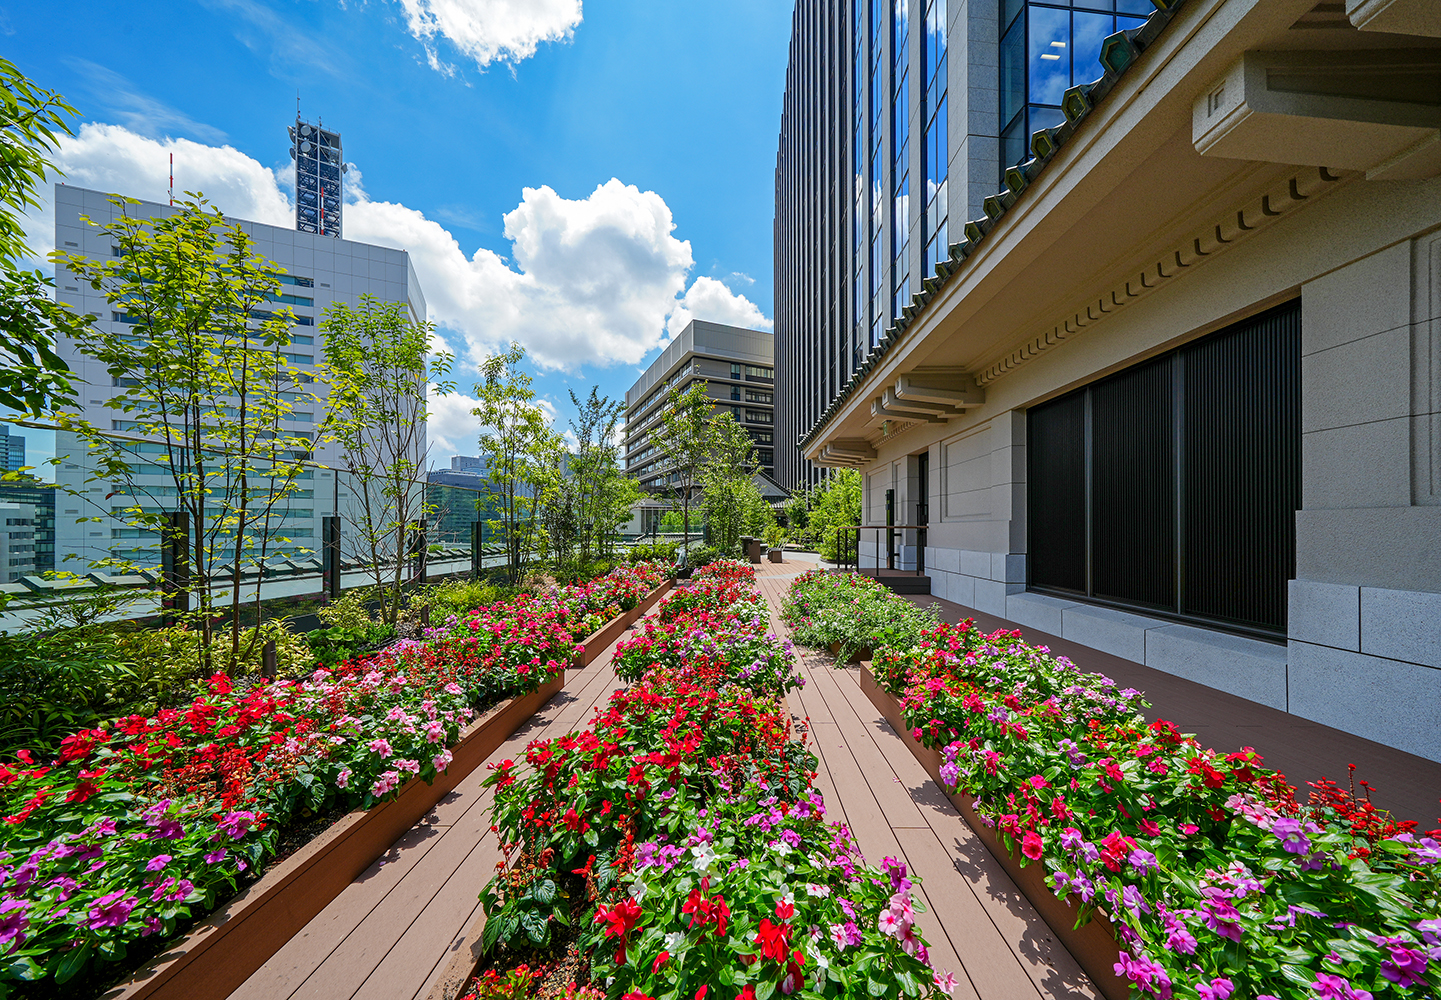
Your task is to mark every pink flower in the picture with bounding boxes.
[395,759,420,775]
[368,738,393,757]
[337,767,353,789]
[932,971,958,995]
[425,720,446,743]
[432,749,453,772]
[444,682,463,695]
[1196,977,1234,1000]
[1021,831,1044,861]
[87,891,137,930]
[877,909,900,937]
[145,854,172,871]
[371,770,400,797]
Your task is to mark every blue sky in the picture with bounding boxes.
[4,0,791,467]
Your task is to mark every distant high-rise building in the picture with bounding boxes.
[289,118,346,238]
[0,425,23,472]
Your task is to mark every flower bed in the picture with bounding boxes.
[780,570,938,664]
[457,560,958,1000]
[786,571,1441,1000]
[0,562,666,998]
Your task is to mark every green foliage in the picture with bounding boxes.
[317,589,376,630]
[652,380,714,543]
[421,576,516,622]
[473,343,558,586]
[304,622,396,670]
[700,412,773,554]
[539,387,637,573]
[684,544,722,569]
[321,294,454,624]
[626,541,678,563]
[782,569,941,662]
[0,58,89,415]
[788,469,863,560]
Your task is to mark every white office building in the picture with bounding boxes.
[51,183,427,576]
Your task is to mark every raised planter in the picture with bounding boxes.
[109,584,669,1000]
[825,640,873,664]
[577,579,673,666]
[857,663,1129,1000]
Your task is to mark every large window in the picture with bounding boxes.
[1026,301,1301,638]
[999,0,1149,183]
[922,0,948,278]
[891,0,911,324]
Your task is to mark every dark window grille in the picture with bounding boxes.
[1026,300,1300,639]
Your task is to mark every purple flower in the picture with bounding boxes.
[1121,885,1149,915]
[168,879,195,901]
[1271,817,1311,856]
[204,849,228,864]
[217,810,256,839]
[1128,848,1159,874]
[1312,973,1373,1000]
[146,854,173,871]
[0,899,29,947]
[154,819,184,840]
[1201,896,1243,943]
[87,891,137,930]
[1378,945,1428,988]
[1196,978,1233,1000]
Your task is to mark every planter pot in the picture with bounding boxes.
[767,548,783,563]
[857,664,1129,1000]
[109,587,667,1000]
[825,640,873,664]
[577,579,673,667]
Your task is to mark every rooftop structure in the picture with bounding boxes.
[623,321,775,491]
[0,424,23,473]
[289,118,346,238]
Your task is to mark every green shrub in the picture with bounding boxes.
[685,544,721,569]
[421,576,515,621]
[627,541,678,564]
[318,589,377,630]
[305,621,397,669]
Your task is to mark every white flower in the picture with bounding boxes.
[770,839,792,856]
[690,843,717,873]
[664,931,685,952]
[628,880,648,902]
[805,882,832,898]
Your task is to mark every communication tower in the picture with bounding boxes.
[288,118,346,238]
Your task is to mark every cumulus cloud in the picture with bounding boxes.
[425,387,484,463]
[26,123,770,376]
[396,0,583,72]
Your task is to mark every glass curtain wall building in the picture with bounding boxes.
[775,0,1137,485]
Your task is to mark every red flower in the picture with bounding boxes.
[1021,830,1044,861]
[595,897,642,941]
[695,988,708,1000]
[1098,831,1136,872]
[651,951,670,973]
[754,917,792,962]
[737,988,757,1000]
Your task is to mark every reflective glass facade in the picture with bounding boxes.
[775,0,995,486]
[999,0,1148,182]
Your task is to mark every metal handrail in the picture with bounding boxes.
[835,524,927,577]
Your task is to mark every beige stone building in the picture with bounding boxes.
[776,0,1441,761]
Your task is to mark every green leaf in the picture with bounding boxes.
[755,979,777,1000]
[521,911,549,946]
[867,977,889,997]
[52,943,93,985]
[533,879,557,905]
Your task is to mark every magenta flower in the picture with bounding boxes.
[0,899,29,948]
[154,819,184,840]
[145,854,173,871]
[1379,945,1428,988]
[204,849,228,864]
[368,738,393,757]
[1196,977,1233,1000]
[87,891,137,930]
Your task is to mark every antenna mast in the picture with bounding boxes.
[169,152,174,206]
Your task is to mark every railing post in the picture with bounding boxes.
[471,521,483,579]
[410,519,427,584]
[161,510,190,626]
[917,526,926,577]
[261,638,277,680]
[322,515,340,600]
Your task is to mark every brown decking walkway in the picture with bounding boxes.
[898,592,1441,827]
[230,641,636,1000]
[754,561,1102,1000]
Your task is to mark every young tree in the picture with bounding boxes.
[320,294,453,625]
[473,344,558,586]
[700,412,759,554]
[566,387,637,563]
[57,195,327,672]
[0,57,90,416]
[811,469,863,561]
[651,380,713,558]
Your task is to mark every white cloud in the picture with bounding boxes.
[396,0,582,72]
[425,387,484,464]
[25,123,770,377]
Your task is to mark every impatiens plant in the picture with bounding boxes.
[787,572,1441,1000]
[0,562,666,994]
[781,570,939,663]
[475,561,956,1000]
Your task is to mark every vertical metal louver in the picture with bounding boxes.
[1027,391,1086,593]
[1025,299,1300,640]
[1182,302,1301,632]
[1091,356,1175,610]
